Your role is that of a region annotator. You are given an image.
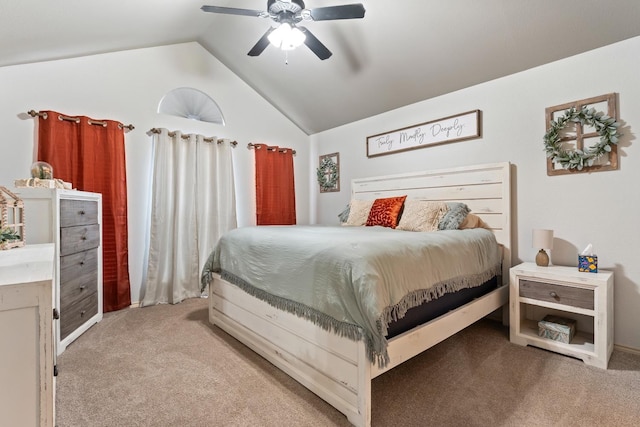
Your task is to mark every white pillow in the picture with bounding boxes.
[396,200,448,232]
[344,199,374,226]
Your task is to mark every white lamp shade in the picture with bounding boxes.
[532,229,554,249]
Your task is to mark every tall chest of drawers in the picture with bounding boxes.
[16,188,103,356]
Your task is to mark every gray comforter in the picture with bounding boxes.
[201,225,501,366]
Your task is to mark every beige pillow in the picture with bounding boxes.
[459,213,490,229]
[396,200,448,232]
[344,199,374,226]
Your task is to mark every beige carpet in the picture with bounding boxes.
[56,298,640,426]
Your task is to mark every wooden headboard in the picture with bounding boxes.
[351,162,512,282]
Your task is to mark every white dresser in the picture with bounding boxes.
[0,244,55,427]
[16,188,103,355]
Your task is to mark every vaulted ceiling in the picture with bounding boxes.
[2,1,640,134]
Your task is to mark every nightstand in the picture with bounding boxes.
[509,262,613,369]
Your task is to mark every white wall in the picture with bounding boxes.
[2,36,638,351]
[311,36,640,351]
[0,42,310,304]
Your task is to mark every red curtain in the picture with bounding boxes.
[254,144,296,225]
[38,111,131,312]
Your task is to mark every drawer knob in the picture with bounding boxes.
[80,310,86,317]
[79,210,85,215]
[82,236,87,241]
[79,285,86,291]
[549,291,558,298]
[80,261,85,266]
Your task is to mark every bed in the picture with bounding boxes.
[202,162,511,427]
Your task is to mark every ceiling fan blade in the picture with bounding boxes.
[299,27,332,60]
[308,4,366,21]
[201,5,266,18]
[247,28,274,57]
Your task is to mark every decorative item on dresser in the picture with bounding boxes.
[0,244,55,427]
[510,262,613,369]
[15,188,103,356]
[532,229,553,267]
[0,186,25,250]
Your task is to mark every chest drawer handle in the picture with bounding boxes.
[80,261,85,266]
[79,285,86,291]
[79,210,85,215]
[80,310,86,317]
[549,291,558,298]
[81,236,87,241]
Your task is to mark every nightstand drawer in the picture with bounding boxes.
[60,224,100,256]
[60,199,99,227]
[519,279,594,310]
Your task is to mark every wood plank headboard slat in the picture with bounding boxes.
[351,162,512,283]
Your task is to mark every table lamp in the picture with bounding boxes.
[533,229,553,267]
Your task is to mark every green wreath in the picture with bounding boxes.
[543,106,621,170]
[316,157,338,191]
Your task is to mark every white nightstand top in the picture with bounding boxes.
[511,262,613,286]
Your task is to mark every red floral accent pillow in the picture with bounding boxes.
[366,196,407,228]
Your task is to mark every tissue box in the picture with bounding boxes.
[578,255,598,273]
[538,315,576,343]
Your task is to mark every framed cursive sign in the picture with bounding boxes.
[366,110,481,157]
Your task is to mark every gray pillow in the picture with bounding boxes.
[338,204,350,223]
[438,202,471,230]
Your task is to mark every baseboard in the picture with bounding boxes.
[615,343,640,355]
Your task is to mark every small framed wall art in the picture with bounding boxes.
[317,152,340,193]
[544,93,620,176]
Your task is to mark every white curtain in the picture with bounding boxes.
[142,129,236,306]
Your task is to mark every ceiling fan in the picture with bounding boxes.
[201,0,366,60]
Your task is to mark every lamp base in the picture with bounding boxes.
[536,249,549,267]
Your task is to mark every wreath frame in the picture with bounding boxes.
[544,105,621,171]
[317,154,340,193]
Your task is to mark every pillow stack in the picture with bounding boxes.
[340,197,489,231]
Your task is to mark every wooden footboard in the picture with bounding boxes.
[209,275,371,426]
[209,273,508,427]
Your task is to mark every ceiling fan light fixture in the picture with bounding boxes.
[202,1,366,59]
[268,23,306,50]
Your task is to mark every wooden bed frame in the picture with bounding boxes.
[208,162,511,426]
